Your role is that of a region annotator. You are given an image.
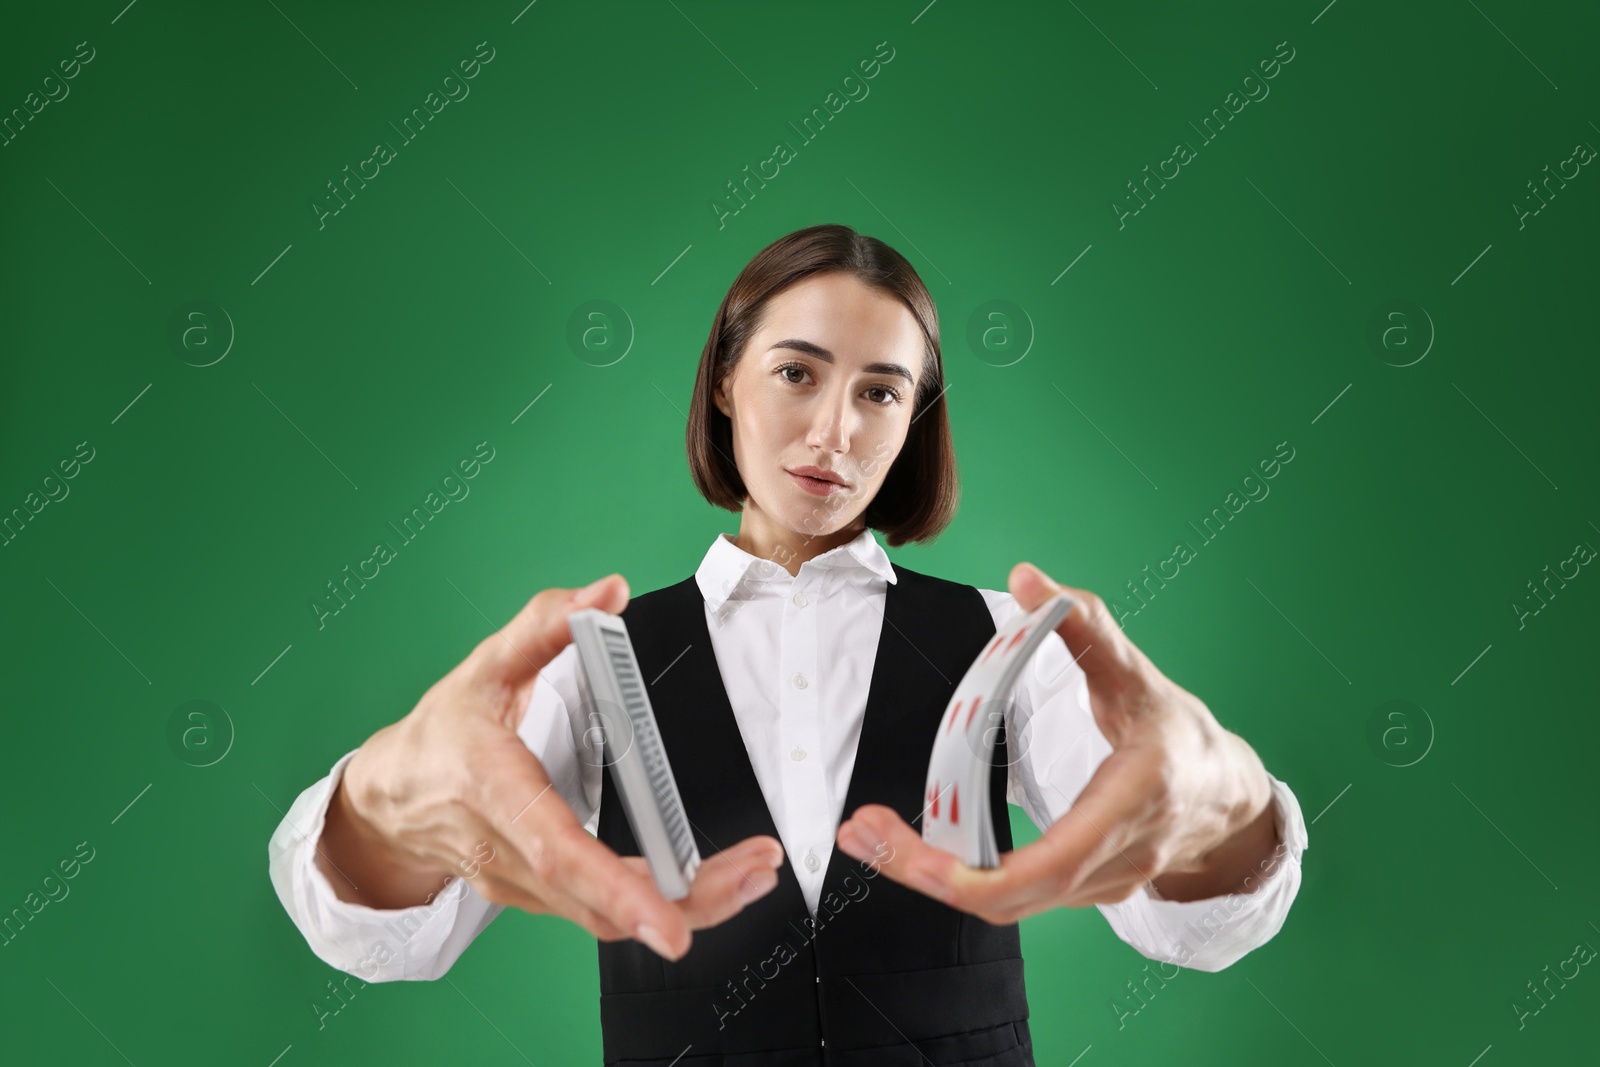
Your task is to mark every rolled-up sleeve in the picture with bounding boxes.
[980,588,1309,972]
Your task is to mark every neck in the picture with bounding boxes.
[733,505,865,577]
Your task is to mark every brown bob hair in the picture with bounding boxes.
[685,223,958,547]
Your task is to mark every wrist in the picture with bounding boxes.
[1150,794,1280,902]
[320,770,451,910]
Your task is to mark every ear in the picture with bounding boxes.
[712,375,732,419]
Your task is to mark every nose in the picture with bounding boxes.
[805,383,853,454]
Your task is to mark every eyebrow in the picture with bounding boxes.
[767,339,916,385]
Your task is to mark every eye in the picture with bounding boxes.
[776,362,905,406]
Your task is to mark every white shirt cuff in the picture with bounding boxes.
[266,748,477,981]
[1097,773,1309,972]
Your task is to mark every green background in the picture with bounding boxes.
[3,0,1596,1063]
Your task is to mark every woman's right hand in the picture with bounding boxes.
[315,574,786,962]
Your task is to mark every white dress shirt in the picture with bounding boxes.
[269,529,1309,984]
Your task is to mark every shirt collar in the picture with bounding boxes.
[695,528,897,613]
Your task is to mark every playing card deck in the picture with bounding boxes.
[569,608,702,900]
[921,593,1076,867]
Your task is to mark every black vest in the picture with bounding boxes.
[597,562,1035,1066]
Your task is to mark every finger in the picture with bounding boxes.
[542,823,697,956]
[472,867,632,940]
[622,835,786,930]
[843,751,1157,922]
[475,741,691,958]
[474,574,631,690]
[463,812,637,941]
[487,815,693,956]
[1006,563,1150,691]
[839,803,1051,922]
[678,836,785,929]
[836,804,984,908]
[992,749,1162,914]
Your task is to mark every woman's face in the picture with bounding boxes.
[713,272,927,541]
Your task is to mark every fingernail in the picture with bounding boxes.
[737,870,778,906]
[570,575,610,607]
[852,819,887,854]
[634,922,676,959]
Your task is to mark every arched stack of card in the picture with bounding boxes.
[922,592,1076,867]
[568,608,703,899]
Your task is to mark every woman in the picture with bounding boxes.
[269,224,1308,1065]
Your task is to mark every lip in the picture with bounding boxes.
[787,468,847,496]
[789,465,848,486]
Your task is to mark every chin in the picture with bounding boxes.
[755,478,870,538]
[795,505,862,539]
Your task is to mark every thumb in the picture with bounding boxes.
[477,574,631,688]
[1007,562,1140,691]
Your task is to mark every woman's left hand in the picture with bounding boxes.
[835,562,1282,923]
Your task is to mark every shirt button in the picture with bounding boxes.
[790,746,806,761]
[792,591,808,607]
[804,850,821,872]
[792,673,808,689]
